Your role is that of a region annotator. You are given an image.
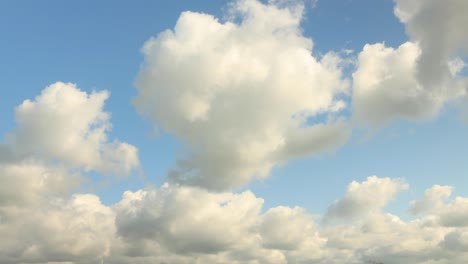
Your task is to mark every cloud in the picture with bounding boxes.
[5,82,139,174]
[1,172,468,263]
[112,184,327,263]
[394,0,468,88]
[323,176,408,223]
[352,0,468,126]
[0,82,141,263]
[0,193,115,264]
[134,0,350,190]
[440,230,468,252]
[352,42,445,126]
[439,197,468,227]
[114,185,263,255]
[409,185,453,215]
[0,161,80,207]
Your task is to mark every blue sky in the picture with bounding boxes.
[1,1,468,263]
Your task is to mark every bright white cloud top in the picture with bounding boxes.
[1,0,467,263]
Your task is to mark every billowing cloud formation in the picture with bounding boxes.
[0,161,79,207]
[352,0,468,126]
[394,0,468,88]
[3,173,468,264]
[0,193,115,264]
[409,185,453,215]
[0,82,138,263]
[353,42,443,125]
[5,82,139,174]
[323,176,408,223]
[134,0,350,190]
[0,88,465,262]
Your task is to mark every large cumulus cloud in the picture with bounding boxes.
[134,0,350,190]
[352,0,468,126]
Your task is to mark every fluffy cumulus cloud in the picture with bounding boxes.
[409,185,453,215]
[323,176,408,223]
[352,42,443,125]
[3,82,139,174]
[352,0,468,126]
[0,194,115,264]
[4,174,468,264]
[134,0,350,190]
[0,82,139,264]
[0,161,79,207]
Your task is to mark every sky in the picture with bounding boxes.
[0,0,467,263]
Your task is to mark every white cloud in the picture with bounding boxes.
[448,57,466,77]
[134,0,350,190]
[0,161,80,207]
[0,193,116,264]
[352,42,446,126]
[1,173,468,263]
[409,185,453,215]
[352,0,468,126]
[323,176,408,223]
[259,206,326,262]
[394,0,468,89]
[108,179,468,264]
[0,82,140,263]
[114,185,263,255]
[439,197,468,227]
[5,82,139,174]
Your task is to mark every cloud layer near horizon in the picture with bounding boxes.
[2,159,468,264]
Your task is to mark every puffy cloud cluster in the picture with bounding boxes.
[352,42,443,126]
[352,0,468,126]
[5,82,139,174]
[323,176,408,223]
[134,0,350,190]
[4,172,468,263]
[0,82,140,263]
[394,0,468,88]
[409,185,453,215]
[112,184,327,264]
[0,193,115,264]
